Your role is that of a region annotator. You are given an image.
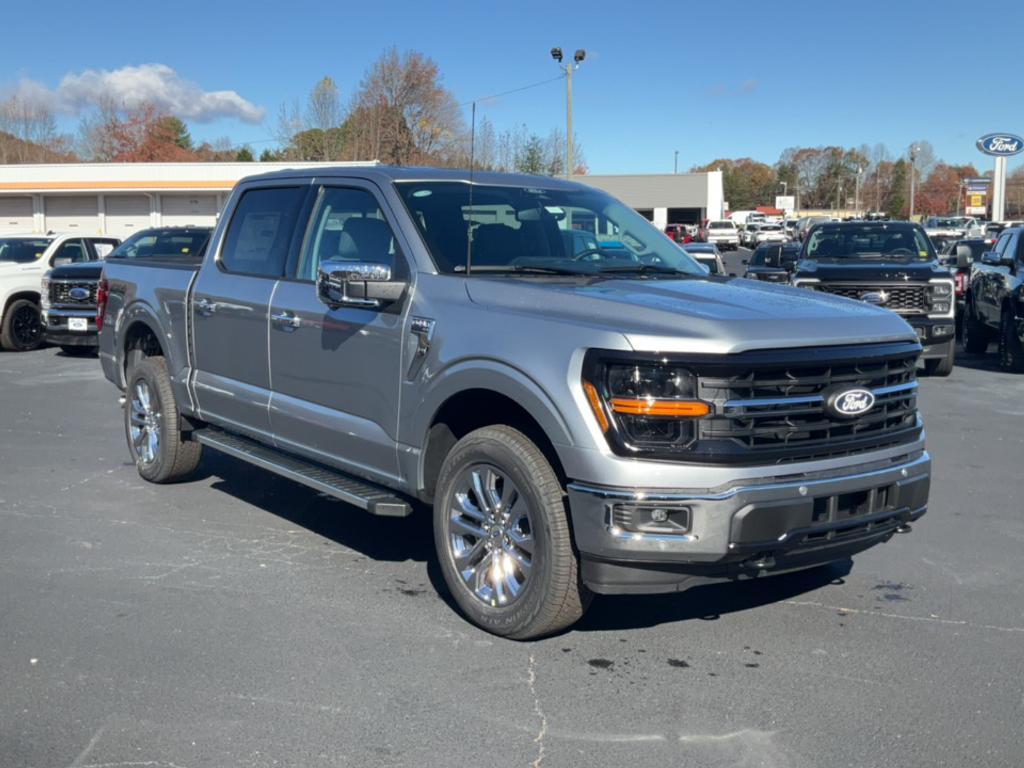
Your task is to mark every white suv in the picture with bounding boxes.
[704,220,739,250]
[0,233,119,351]
[753,223,788,246]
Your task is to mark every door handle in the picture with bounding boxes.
[271,311,301,331]
[195,298,217,316]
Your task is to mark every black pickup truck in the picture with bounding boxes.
[790,221,956,376]
[963,226,1024,371]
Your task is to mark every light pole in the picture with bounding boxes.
[674,150,678,174]
[551,47,585,179]
[909,145,920,219]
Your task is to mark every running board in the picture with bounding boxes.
[191,427,412,517]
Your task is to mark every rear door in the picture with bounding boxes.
[267,182,409,485]
[191,184,310,442]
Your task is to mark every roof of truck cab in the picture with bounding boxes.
[235,165,589,191]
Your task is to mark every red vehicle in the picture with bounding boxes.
[664,223,692,244]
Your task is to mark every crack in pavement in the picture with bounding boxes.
[527,654,547,768]
[784,599,1024,633]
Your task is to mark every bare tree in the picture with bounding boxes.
[0,94,72,162]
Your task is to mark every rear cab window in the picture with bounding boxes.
[219,187,308,278]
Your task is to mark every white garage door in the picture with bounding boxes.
[0,196,33,233]
[105,195,151,237]
[46,196,99,233]
[161,194,219,227]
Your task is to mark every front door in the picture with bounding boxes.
[268,183,409,486]
[191,184,309,442]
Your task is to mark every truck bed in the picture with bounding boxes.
[98,257,200,399]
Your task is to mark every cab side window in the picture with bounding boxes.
[220,187,307,278]
[52,239,88,264]
[295,187,403,282]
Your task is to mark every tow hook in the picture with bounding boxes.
[895,523,913,534]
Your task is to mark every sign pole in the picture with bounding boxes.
[992,156,1007,222]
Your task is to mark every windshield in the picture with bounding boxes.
[0,237,52,263]
[108,229,210,259]
[708,221,734,230]
[806,224,935,260]
[395,182,706,277]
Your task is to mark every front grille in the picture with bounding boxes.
[50,281,97,308]
[695,342,921,464]
[816,283,929,315]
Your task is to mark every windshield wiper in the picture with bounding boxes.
[598,263,691,276]
[462,263,593,276]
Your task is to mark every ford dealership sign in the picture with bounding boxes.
[976,133,1024,156]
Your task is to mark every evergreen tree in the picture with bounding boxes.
[235,145,254,162]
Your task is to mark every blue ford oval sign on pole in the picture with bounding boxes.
[978,133,1024,222]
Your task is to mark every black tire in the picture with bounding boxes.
[999,307,1024,373]
[61,345,97,357]
[433,425,590,640]
[124,356,202,483]
[923,341,955,377]
[1,299,44,352]
[962,299,991,354]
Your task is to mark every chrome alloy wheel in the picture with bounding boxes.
[447,464,534,607]
[128,380,162,465]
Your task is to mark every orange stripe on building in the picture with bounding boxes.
[0,180,237,191]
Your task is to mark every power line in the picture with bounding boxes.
[459,74,564,108]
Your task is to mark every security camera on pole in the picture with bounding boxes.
[550,47,585,179]
[977,133,1024,222]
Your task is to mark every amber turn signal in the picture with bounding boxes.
[582,381,610,432]
[609,398,711,418]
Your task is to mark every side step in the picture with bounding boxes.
[191,427,412,517]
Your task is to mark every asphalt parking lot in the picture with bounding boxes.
[2,327,1022,768]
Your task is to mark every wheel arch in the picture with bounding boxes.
[2,290,41,318]
[411,364,578,502]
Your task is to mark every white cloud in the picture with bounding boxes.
[9,64,265,124]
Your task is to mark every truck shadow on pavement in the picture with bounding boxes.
[198,449,853,633]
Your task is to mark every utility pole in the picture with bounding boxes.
[909,145,920,219]
[674,150,678,174]
[551,47,585,179]
[854,165,863,216]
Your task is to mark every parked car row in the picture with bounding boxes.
[1,228,211,353]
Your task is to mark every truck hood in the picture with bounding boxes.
[465,275,916,354]
[793,259,951,283]
[47,260,103,281]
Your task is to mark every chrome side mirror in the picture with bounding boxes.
[317,262,405,309]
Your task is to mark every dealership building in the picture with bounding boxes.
[0,163,725,236]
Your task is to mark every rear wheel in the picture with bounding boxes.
[434,425,589,639]
[999,307,1024,373]
[124,356,202,483]
[962,300,991,354]
[1,299,44,351]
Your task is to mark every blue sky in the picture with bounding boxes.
[3,0,1021,175]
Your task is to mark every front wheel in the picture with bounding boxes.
[124,356,202,483]
[923,341,955,377]
[962,301,991,354]
[1,299,44,351]
[999,308,1024,373]
[433,425,589,639]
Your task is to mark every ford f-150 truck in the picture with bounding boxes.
[98,167,931,639]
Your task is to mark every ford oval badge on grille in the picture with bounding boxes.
[827,388,875,418]
[860,290,889,305]
[68,287,90,301]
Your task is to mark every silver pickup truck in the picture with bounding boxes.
[99,166,930,639]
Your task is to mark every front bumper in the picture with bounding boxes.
[907,317,955,359]
[43,308,98,347]
[567,451,929,594]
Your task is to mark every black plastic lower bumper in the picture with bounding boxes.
[44,330,98,347]
[908,318,955,358]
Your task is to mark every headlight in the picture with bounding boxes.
[928,280,955,316]
[931,282,952,298]
[40,275,51,310]
[582,354,710,456]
